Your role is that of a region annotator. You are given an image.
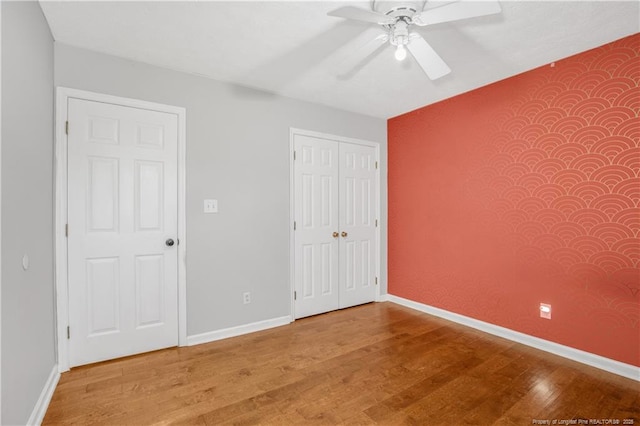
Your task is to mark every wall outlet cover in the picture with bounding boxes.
[204,199,218,213]
[540,303,551,320]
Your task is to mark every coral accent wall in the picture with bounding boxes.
[388,34,640,366]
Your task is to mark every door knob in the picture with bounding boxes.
[332,232,339,238]
[165,238,175,247]
[341,231,348,238]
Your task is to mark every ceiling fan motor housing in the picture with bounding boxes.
[390,20,410,46]
[375,2,421,46]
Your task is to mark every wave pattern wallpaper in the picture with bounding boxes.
[388,34,639,366]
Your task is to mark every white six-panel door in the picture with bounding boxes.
[67,98,179,367]
[294,136,341,318]
[293,132,377,319]
[339,143,377,308]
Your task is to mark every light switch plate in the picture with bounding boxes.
[204,199,218,213]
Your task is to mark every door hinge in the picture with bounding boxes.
[375,219,378,227]
[65,224,69,237]
[375,277,378,285]
[65,121,69,135]
[67,326,70,339]
[375,161,378,169]
[294,221,297,231]
[293,150,296,161]
[294,291,297,300]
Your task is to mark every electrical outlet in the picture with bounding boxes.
[540,303,551,319]
[204,199,218,213]
[243,292,251,305]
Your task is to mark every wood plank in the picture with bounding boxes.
[43,302,640,425]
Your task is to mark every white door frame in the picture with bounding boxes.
[54,87,187,372]
[289,128,381,320]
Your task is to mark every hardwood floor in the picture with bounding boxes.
[44,302,639,425]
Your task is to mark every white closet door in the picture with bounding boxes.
[293,132,378,319]
[339,143,377,309]
[67,98,179,367]
[294,135,341,318]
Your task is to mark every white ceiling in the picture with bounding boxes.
[40,1,640,119]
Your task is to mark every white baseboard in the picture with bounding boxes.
[187,315,292,346]
[27,364,60,426]
[385,294,640,382]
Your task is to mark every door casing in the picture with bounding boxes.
[54,87,187,372]
[289,128,381,319]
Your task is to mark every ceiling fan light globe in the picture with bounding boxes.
[395,45,407,61]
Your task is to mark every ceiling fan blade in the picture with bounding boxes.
[406,34,451,80]
[413,1,501,26]
[335,31,389,77]
[327,6,395,25]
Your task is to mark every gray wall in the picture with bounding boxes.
[1,2,56,424]
[55,44,388,336]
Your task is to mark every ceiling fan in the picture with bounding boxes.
[328,1,502,80]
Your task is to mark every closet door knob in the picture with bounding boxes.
[332,232,339,238]
[165,239,175,247]
[341,232,348,238]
